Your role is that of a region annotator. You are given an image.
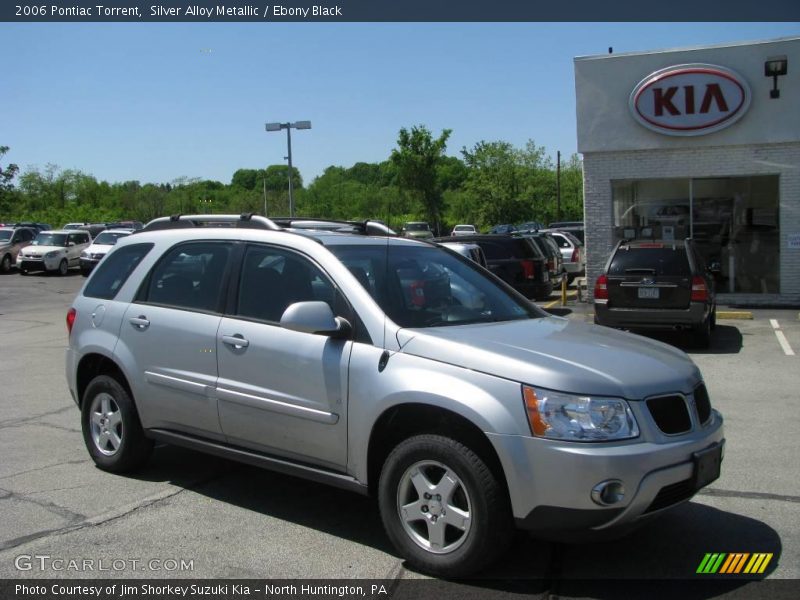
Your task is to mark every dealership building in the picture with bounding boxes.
[575,37,800,304]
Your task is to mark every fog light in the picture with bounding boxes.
[591,480,626,506]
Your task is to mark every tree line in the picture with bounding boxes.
[0,127,584,233]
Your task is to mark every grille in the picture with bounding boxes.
[645,478,695,513]
[694,384,711,425]
[647,395,691,435]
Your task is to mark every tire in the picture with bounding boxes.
[81,375,153,473]
[0,254,11,273]
[691,317,712,349]
[567,274,575,285]
[710,306,717,330]
[20,269,28,276]
[58,259,69,276]
[378,434,513,578]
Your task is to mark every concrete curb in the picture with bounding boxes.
[716,311,754,320]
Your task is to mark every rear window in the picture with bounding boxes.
[609,246,691,277]
[84,243,153,300]
[478,238,540,260]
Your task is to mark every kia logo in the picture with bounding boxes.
[629,64,751,136]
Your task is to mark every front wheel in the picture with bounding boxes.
[378,434,513,577]
[81,375,153,473]
[1,254,11,273]
[58,259,68,276]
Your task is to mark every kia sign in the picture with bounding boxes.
[629,64,751,136]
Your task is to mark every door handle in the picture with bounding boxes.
[222,334,249,349]
[129,316,150,330]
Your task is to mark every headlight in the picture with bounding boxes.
[81,251,89,258]
[523,385,639,441]
[45,251,60,258]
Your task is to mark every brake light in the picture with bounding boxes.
[571,247,579,263]
[691,276,708,302]
[66,308,76,335]
[547,257,555,271]
[594,274,609,300]
[521,260,536,279]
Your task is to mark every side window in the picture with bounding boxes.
[141,242,232,312]
[84,244,153,300]
[553,235,569,249]
[236,245,339,323]
[23,229,34,242]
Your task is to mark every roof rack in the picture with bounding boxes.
[270,217,396,237]
[139,213,281,232]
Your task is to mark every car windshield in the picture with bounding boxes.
[0,230,13,242]
[328,244,540,328]
[405,223,429,231]
[33,233,67,247]
[93,232,129,245]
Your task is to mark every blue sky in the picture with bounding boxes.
[2,23,798,186]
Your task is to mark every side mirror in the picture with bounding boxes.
[708,261,722,274]
[280,301,351,338]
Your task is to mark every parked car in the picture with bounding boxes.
[521,232,564,284]
[17,230,91,275]
[545,230,585,283]
[78,223,108,239]
[489,224,517,235]
[401,222,434,240]
[105,220,144,231]
[516,221,544,233]
[437,234,552,300]
[62,222,90,230]
[67,214,723,577]
[450,224,478,236]
[594,239,717,347]
[548,221,585,243]
[0,226,37,273]
[13,221,51,232]
[79,229,133,276]
[436,241,488,268]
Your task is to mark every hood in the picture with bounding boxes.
[23,245,65,256]
[396,317,701,400]
[86,243,113,253]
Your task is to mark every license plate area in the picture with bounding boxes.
[693,441,723,489]
[638,287,659,299]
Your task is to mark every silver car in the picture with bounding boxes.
[66,215,723,577]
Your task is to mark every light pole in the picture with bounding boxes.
[265,120,311,217]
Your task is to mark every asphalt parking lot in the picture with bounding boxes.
[0,270,798,595]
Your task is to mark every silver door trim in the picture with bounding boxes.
[216,386,339,425]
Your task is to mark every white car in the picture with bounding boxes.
[543,230,585,283]
[17,230,91,275]
[450,224,478,236]
[79,229,133,276]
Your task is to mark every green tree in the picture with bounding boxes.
[0,146,20,216]
[390,125,451,233]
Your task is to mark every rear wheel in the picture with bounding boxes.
[81,375,153,473]
[691,317,712,349]
[378,434,513,577]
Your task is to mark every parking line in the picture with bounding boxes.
[770,319,796,356]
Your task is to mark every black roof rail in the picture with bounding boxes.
[139,214,281,233]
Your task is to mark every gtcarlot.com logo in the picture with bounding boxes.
[696,553,773,575]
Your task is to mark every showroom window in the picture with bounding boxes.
[612,176,779,294]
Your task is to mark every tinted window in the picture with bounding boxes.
[142,242,232,312]
[84,244,153,300]
[236,245,338,323]
[609,246,691,277]
[0,230,12,242]
[329,244,538,328]
[22,229,35,242]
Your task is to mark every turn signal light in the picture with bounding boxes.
[523,386,549,436]
[594,274,609,300]
[691,276,709,302]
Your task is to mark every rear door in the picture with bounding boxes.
[607,244,692,309]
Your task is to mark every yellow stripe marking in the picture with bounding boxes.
[715,311,753,320]
[744,554,760,574]
[758,554,773,574]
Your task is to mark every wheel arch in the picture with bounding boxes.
[366,403,510,500]
[76,353,133,409]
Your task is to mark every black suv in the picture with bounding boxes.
[436,234,552,300]
[594,239,717,347]
[520,232,564,284]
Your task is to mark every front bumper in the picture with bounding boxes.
[487,409,724,536]
[80,258,99,273]
[18,258,58,272]
[595,302,709,329]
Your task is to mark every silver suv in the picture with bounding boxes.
[66,215,724,577]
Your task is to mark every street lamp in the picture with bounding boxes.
[265,120,311,217]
